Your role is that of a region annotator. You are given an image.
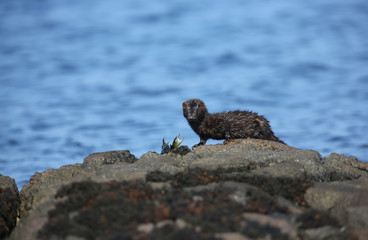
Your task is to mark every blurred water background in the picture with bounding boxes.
[1,0,368,189]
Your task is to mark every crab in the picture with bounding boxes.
[161,133,184,154]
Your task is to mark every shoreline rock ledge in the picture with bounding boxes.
[4,139,368,240]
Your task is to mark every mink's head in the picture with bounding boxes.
[182,99,208,122]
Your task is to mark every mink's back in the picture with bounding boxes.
[199,110,285,144]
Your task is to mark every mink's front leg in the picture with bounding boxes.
[224,131,232,144]
[192,138,207,148]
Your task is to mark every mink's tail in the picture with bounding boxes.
[270,135,287,145]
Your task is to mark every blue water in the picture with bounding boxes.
[1,0,368,189]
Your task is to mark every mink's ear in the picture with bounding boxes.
[182,102,187,108]
[199,101,206,108]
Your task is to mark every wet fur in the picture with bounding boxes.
[182,99,285,148]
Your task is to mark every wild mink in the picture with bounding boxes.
[182,99,285,148]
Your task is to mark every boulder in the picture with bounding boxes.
[305,177,368,237]
[0,174,20,239]
[8,139,368,239]
[83,150,138,168]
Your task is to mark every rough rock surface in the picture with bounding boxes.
[6,139,368,239]
[0,175,20,239]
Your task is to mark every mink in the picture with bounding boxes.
[182,99,286,148]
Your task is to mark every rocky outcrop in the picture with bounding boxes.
[0,175,20,239]
[7,139,368,239]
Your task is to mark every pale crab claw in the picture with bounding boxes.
[170,133,184,152]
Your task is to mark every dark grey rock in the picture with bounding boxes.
[0,174,20,239]
[171,145,191,156]
[9,139,368,239]
[242,212,298,239]
[305,179,368,213]
[83,150,138,168]
[185,139,324,173]
[304,177,368,235]
[19,164,89,219]
[324,153,368,179]
[0,174,18,194]
[301,226,348,240]
[346,206,368,229]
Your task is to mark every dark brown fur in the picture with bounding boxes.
[182,99,285,148]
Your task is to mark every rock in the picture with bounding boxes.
[324,153,367,179]
[187,139,323,173]
[215,232,249,240]
[83,150,138,168]
[301,226,348,240]
[17,180,290,240]
[304,178,368,230]
[137,223,154,233]
[18,164,90,219]
[170,145,191,156]
[19,150,139,220]
[0,174,18,194]
[8,139,368,239]
[156,220,175,229]
[242,212,298,239]
[350,229,368,240]
[175,218,189,229]
[346,206,368,229]
[0,174,20,239]
[296,209,341,229]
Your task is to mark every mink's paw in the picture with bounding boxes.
[192,143,203,149]
[223,139,231,144]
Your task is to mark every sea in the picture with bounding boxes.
[1,0,367,189]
